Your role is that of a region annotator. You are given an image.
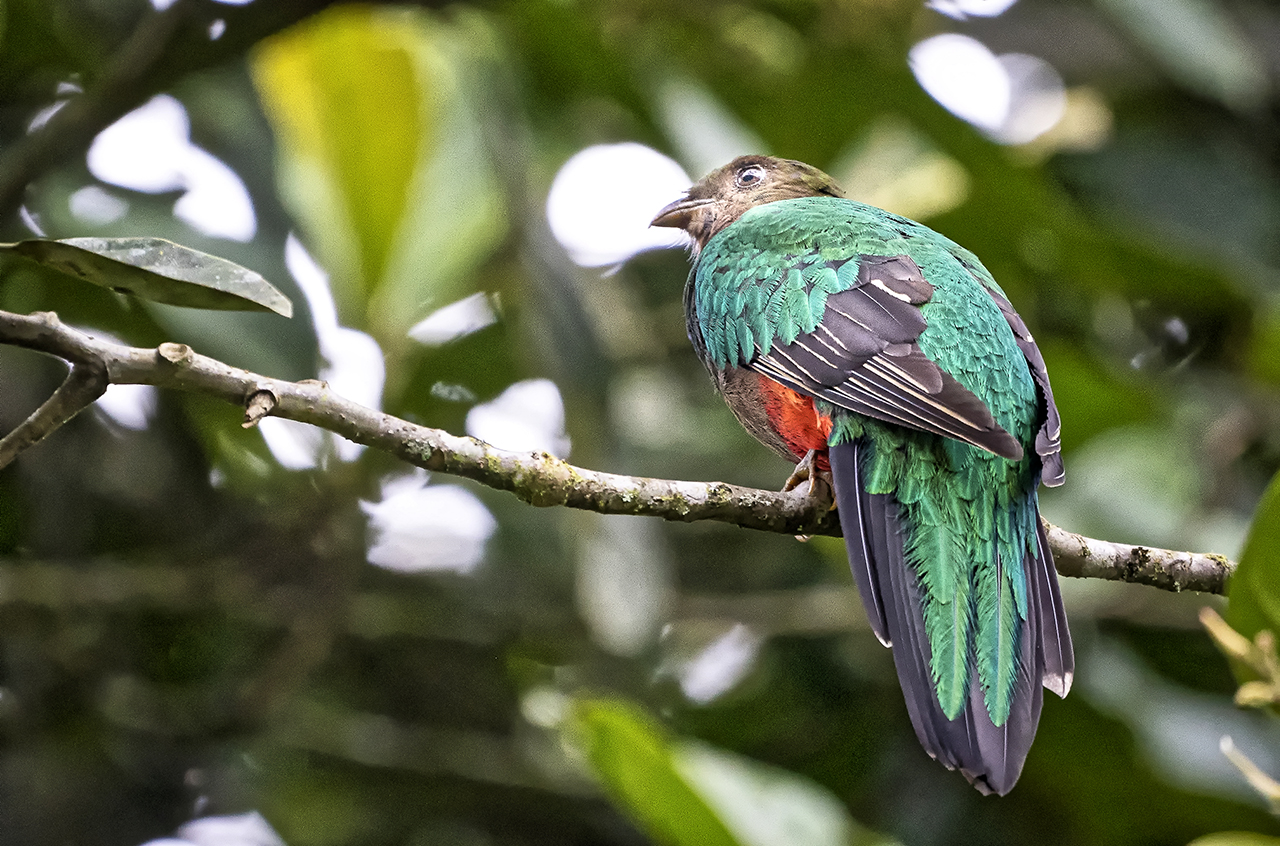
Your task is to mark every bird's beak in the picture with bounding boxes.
[651,196,714,230]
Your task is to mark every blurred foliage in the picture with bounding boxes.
[573,698,896,846]
[1229,473,1280,652]
[3,1,1280,845]
[1190,835,1280,846]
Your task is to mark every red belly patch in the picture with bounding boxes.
[757,375,833,470]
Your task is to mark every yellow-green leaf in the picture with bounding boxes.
[251,6,506,368]
[574,699,743,846]
[253,5,433,308]
[1188,833,1280,846]
[572,699,891,846]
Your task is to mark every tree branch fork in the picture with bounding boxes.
[0,308,1236,595]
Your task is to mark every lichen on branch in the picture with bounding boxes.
[0,308,1236,595]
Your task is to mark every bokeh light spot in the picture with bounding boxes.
[928,0,1019,19]
[408,292,498,346]
[88,95,256,241]
[679,624,762,704]
[547,143,691,267]
[910,34,1011,133]
[258,236,385,469]
[466,379,571,458]
[910,34,1066,145]
[96,384,158,431]
[363,472,497,574]
[69,185,129,225]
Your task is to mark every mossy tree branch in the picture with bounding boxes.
[0,307,1236,595]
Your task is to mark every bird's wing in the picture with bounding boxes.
[707,251,1022,460]
[982,283,1064,486]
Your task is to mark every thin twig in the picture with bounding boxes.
[0,308,1239,594]
[0,359,108,468]
[1220,736,1280,813]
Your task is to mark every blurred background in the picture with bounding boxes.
[2,0,1280,843]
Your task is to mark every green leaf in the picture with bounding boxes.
[251,6,506,364]
[572,699,887,846]
[3,237,292,317]
[1226,470,1280,644]
[672,741,895,846]
[1095,0,1267,111]
[252,5,428,305]
[1188,834,1280,846]
[1248,303,1280,387]
[574,699,743,846]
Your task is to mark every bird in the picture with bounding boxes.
[651,155,1072,795]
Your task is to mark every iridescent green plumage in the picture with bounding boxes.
[698,196,1039,724]
[654,156,1073,795]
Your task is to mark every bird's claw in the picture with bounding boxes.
[783,449,836,509]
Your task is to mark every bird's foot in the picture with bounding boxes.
[783,449,835,509]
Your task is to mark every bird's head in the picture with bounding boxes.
[651,155,844,252]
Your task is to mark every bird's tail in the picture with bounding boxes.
[829,440,1071,795]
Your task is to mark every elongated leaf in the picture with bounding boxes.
[1188,834,1280,846]
[4,237,292,317]
[673,741,894,846]
[1226,470,1280,646]
[574,700,742,846]
[252,5,429,312]
[1095,0,1267,111]
[572,699,883,846]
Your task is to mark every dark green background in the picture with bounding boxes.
[2,1,1279,844]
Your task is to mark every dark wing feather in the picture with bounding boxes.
[984,282,1073,695]
[985,286,1064,486]
[750,256,1023,460]
[832,440,1049,795]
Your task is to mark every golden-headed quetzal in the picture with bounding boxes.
[652,155,1072,795]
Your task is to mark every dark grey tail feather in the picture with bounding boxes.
[831,442,977,778]
[874,490,978,775]
[830,442,890,646]
[830,439,1055,796]
[1034,518,1074,697]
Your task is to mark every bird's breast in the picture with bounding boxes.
[756,376,834,470]
[714,367,833,469]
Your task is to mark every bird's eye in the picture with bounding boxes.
[735,165,766,188]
